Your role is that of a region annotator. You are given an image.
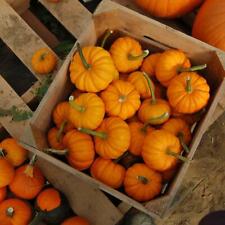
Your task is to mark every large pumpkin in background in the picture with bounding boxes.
[192,0,225,51]
[135,0,203,18]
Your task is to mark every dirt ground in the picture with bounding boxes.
[156,112,225,225]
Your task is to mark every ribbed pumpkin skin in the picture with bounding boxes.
[110,37,144,73]
[193,0,225,51]
[61,216,90,225]
[91,157,126,189]
[70,46,116,92]
[68,93,105,129]
[0,198,32,225]
[142,130,181,171]
[0,138,27,167]
[124,163,162,202]
[63,130,95,170]
[0,158,15,188]
[135,0,203,18]
[167,72,210,114]
[100,80,141,120]
[95,117,131,159]
[48,127,65,150]
[0,187,7,203]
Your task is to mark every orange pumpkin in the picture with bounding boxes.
[167,72,210,114]
[162,166,178,182]
[155,49,191,87]
[0,138,27,167]
[193,0,225,51]
[0,187,7,203]
[68,93,105,130]
[135,0,203,18]
[0,153,15,188]
[127,71,153,99]
[31,48,57,74]
[100,80,141,120]
[91,157,126,189]
[110,36,149,73]
[162,118,191,153]
[71,89,84,99]
[9,155,45,200]
[0,198,32,225]
[138,73,171,125]
[141,53,161,78]
[142,130,186,172]
[124,163,162,202]
[70,43,117,92]
[48,127,65,150]
[128,121,154,156]
[78,117,130,159]
[61,216,90,225]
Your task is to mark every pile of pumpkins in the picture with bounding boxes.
[46,32,210,203]
[0,138,90,225]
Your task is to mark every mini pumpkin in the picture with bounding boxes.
[142,130,187,172]
[68,93,105,130]
[31,48,57,74]
[91,157,126,189]
[0,187,7,203]
[167,72,210,114]
[0,138,27,167]
[78,117,130,159]
[162,118,191,153]
[9,155,45,200]
[138,72,171,125]
[70,43,117,92]
[124,163,162,202]
[110,36,149,73]
[48,127,65,150]
[128,121,154,156]
[0,198,32,225]
[100,80,141,120]
[61,216,90,225]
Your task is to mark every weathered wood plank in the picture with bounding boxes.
[6,0,30,14]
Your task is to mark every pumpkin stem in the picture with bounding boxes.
[113,151,129,164]
[166,149,189,162]
[101,29,114,48]
[178,132,190,153]
[40,52,47,61]
[178,64,207,73]
[145,112,169,125]
[69,96,86,112]
[128,50,149,61]
[57,121,67,142]
[118,95,127,103]
[138,176,149,184]
[0,148,6,157]
[6,207,14,217]
[77,127,107,139]
[186,76,192,93]
[29,211,45,225]
[142,72,156,104]
[24,155,37,178]
[76,43,91,70]
[44,148,68,155]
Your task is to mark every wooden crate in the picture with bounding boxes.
[19,0,225,219]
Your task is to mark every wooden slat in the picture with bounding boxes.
[0,0,58,80]
[39,0,93,39]
[6,0,29,14]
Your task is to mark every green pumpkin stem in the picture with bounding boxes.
[25,155,37,178]
[77,127,107,139]
[138,176,149,184]
[29,211,45,225]
[128,50,149,61]
[142,72,156,104]
[69,96,85,112]
[44,148,68,155]
[76,43,91,70]
[6,207,14,217]
[186,76,192,93]
[113,151,129,164]
[178,132,190,153]
[0,148,5,157]
[57,121,67,142]
[166,149,189,162]
[178,64,207,73]
[101,29,114,48]
[40,53,47,61]
[145,112,169,126]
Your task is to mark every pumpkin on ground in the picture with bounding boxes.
[61,216,90,225]
[0,138,27,167]
[0,198,32,225]
[110,36,149,73]
[192,0,225,51]
[91,157,126,189]
[0,187,7,203]
[167,72,210,114]
[31,48,57,74]
[48,127,65,150]
[9,155,45,200]
[124,163,162,202]
[100,80,141,120]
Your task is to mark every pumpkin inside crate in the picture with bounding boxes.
[21,1,225,218]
